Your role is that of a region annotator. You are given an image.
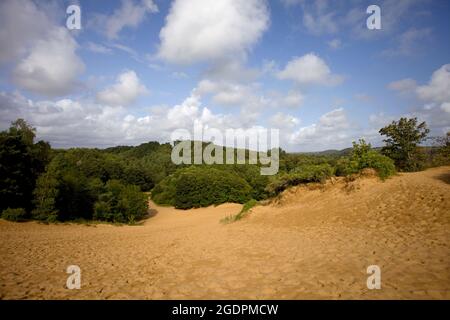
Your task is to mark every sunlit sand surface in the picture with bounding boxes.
[1,166,449,299]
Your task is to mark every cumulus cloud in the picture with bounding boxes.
[0,0,84,97]
[204,60,260,83]
[13,28,85,97]
[416,64,450,104]
[270,112,300,129]
[283,91,304,108]
[414,64,450,132]
[96,70,148,106]
[195,78,304,118]
[158,0,269,64]
[384,64,450,135]
[0,0,51,64]
[380,64,450,135]
[0,90,250,148]
[441,103,450,114]
[93,0,158,40]
[389,64,450,106]
[289,108,353,150]
[196,79,264,110]
[277,53,343,86]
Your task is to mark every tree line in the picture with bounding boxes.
[1,118,449,221]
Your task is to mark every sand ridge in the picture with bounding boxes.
[0,166,449,299]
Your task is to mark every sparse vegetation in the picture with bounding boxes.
[265,163,334,196]
[221,199,258,224]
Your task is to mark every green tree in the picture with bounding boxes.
[0,119,50,212]
[32,168,60,221]
[379,117,430,171]
[94,180,148,223]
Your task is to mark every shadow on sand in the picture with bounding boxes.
[434,171,450,184]
[133,207,158,226]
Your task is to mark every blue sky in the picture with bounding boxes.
[0,0,449,151]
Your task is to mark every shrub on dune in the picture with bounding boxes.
[265,163,334,196]
[1,208,27,222]
[335,139,396,180]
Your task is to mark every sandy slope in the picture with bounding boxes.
[0,166,449,299]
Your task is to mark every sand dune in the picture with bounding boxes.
[0,166,449,299]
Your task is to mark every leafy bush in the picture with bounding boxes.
[290,163,335,183]
[364,151,396,180]
[175,167,252,209]
[219,165,269,200]
[1,208,27,222]
[152,166,253,209]
[335,158,359,176]
[94,180,149,223]
[337,139,396,180]
[265,163,334,196]
[93,201,113,221]
[151,175,178,206]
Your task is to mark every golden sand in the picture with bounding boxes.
[0,166,449,299]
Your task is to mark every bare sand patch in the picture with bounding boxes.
[0,167,449,299]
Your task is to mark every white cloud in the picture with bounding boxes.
[441,103,450,114]
[195,79,267,112]
[283,91,304,108]
[0,0,85,97]
[0,0,51,64]
[386,64,450,136]
[277,53,343,86]
[0,90,248,148]
[204,60,260,83]
[270,112,300,129]
[196,77,305,117]
[289,108,353,150]
[158,0,269,64]
[414,64,450,132]
[93,0,158,40]
[13,28,85,97]
[416,64,450,104]
[96,70,148,106]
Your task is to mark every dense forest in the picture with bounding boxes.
[1,118,449,223]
